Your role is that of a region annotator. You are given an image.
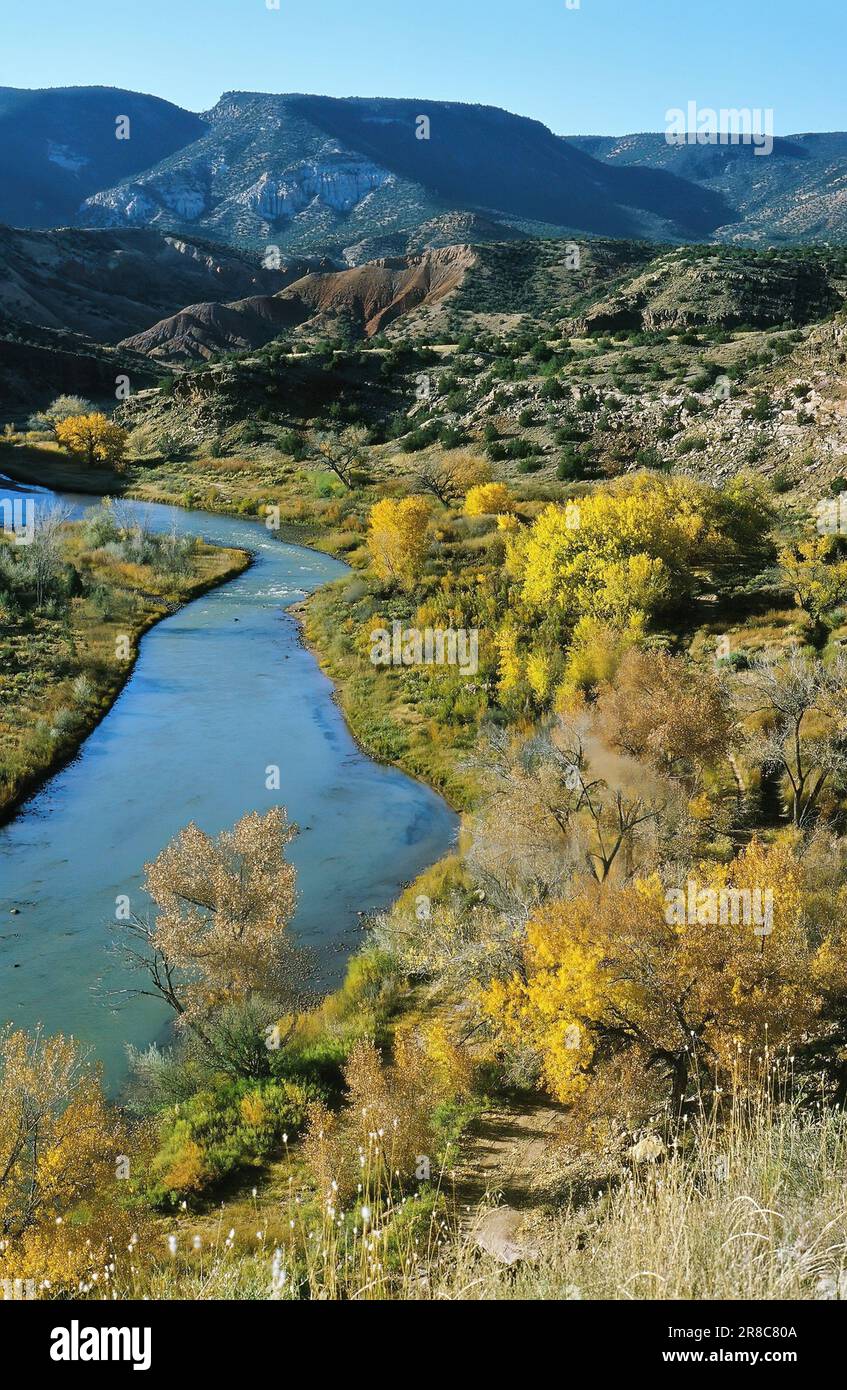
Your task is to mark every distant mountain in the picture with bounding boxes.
[7,87,847,255]
[0,87,731,252]
[114,236,847,371]
[0,87,204,228]
[567,248,844,335]
[567,132,847,245]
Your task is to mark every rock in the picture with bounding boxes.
[474,1207,541,1266]
[629,1133,666,1164]
[240,160,392,220]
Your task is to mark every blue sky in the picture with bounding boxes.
[2,0,845,135]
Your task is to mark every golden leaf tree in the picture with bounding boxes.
[55,412,128,467]
[0,1027,137,1289]
[367,495,430,589]
[778,534,847,639]
[484,835,847,1121]
[118,808,304,1044]
[505,474,771,630]
[464,481,515,517]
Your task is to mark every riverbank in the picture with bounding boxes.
[0,440,127,495]
[1,440,479,809]
[0,511,250,823]
[295,588,478,812]
[0,437,369,566]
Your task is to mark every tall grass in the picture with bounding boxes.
[80,1138,455,1302]
[436,1095,847,1301]
[69,1092,847,1301]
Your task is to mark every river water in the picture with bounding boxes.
[0,480,456,1086]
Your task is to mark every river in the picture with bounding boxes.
[0,479,456,1087]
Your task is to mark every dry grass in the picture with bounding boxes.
[436,1096,847,1302]
[49,1091,847,1302]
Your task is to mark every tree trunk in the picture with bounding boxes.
[670,1052,690,1118]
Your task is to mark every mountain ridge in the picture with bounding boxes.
[0,86,731,252]
[566,131,847,244]
[0,85,204,229]
[6,85,847,253]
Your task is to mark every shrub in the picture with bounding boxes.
[744,393,773,423]
[464,483,515,516]
[771,466,795,495]
[557,453,584,482]
[401,425,441,453]
[146,1077,321,1206]
[27,395,95,432]
[634,446,666,471]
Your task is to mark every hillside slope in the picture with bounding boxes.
[0,86,204,228]
[104,241,847,503]
[568,132,847,245]
[119,245,477,358]
[77,92,732,253]
[0,225,316,342]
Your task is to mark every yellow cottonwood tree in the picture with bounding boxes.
[505,476,767,628]
[495,624,524,698]
[0,1027,138,1290]
[464,482,515,517]
[779,535,847,633]
[55,413,128,467]
[484,836,842,1116]
[526,648,556,704]
[367,495,431,588]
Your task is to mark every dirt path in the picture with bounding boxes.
[451,1098,571,1223]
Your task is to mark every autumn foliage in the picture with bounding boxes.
[464,481,515,516]
[367,495,431,588]
[505,475,768,627]
[484,834,847,1117]
[54,412,128,467]
[137,807,302,1024]
[0,1028,141,1291]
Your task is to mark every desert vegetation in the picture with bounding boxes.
[7,430,847,1302]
